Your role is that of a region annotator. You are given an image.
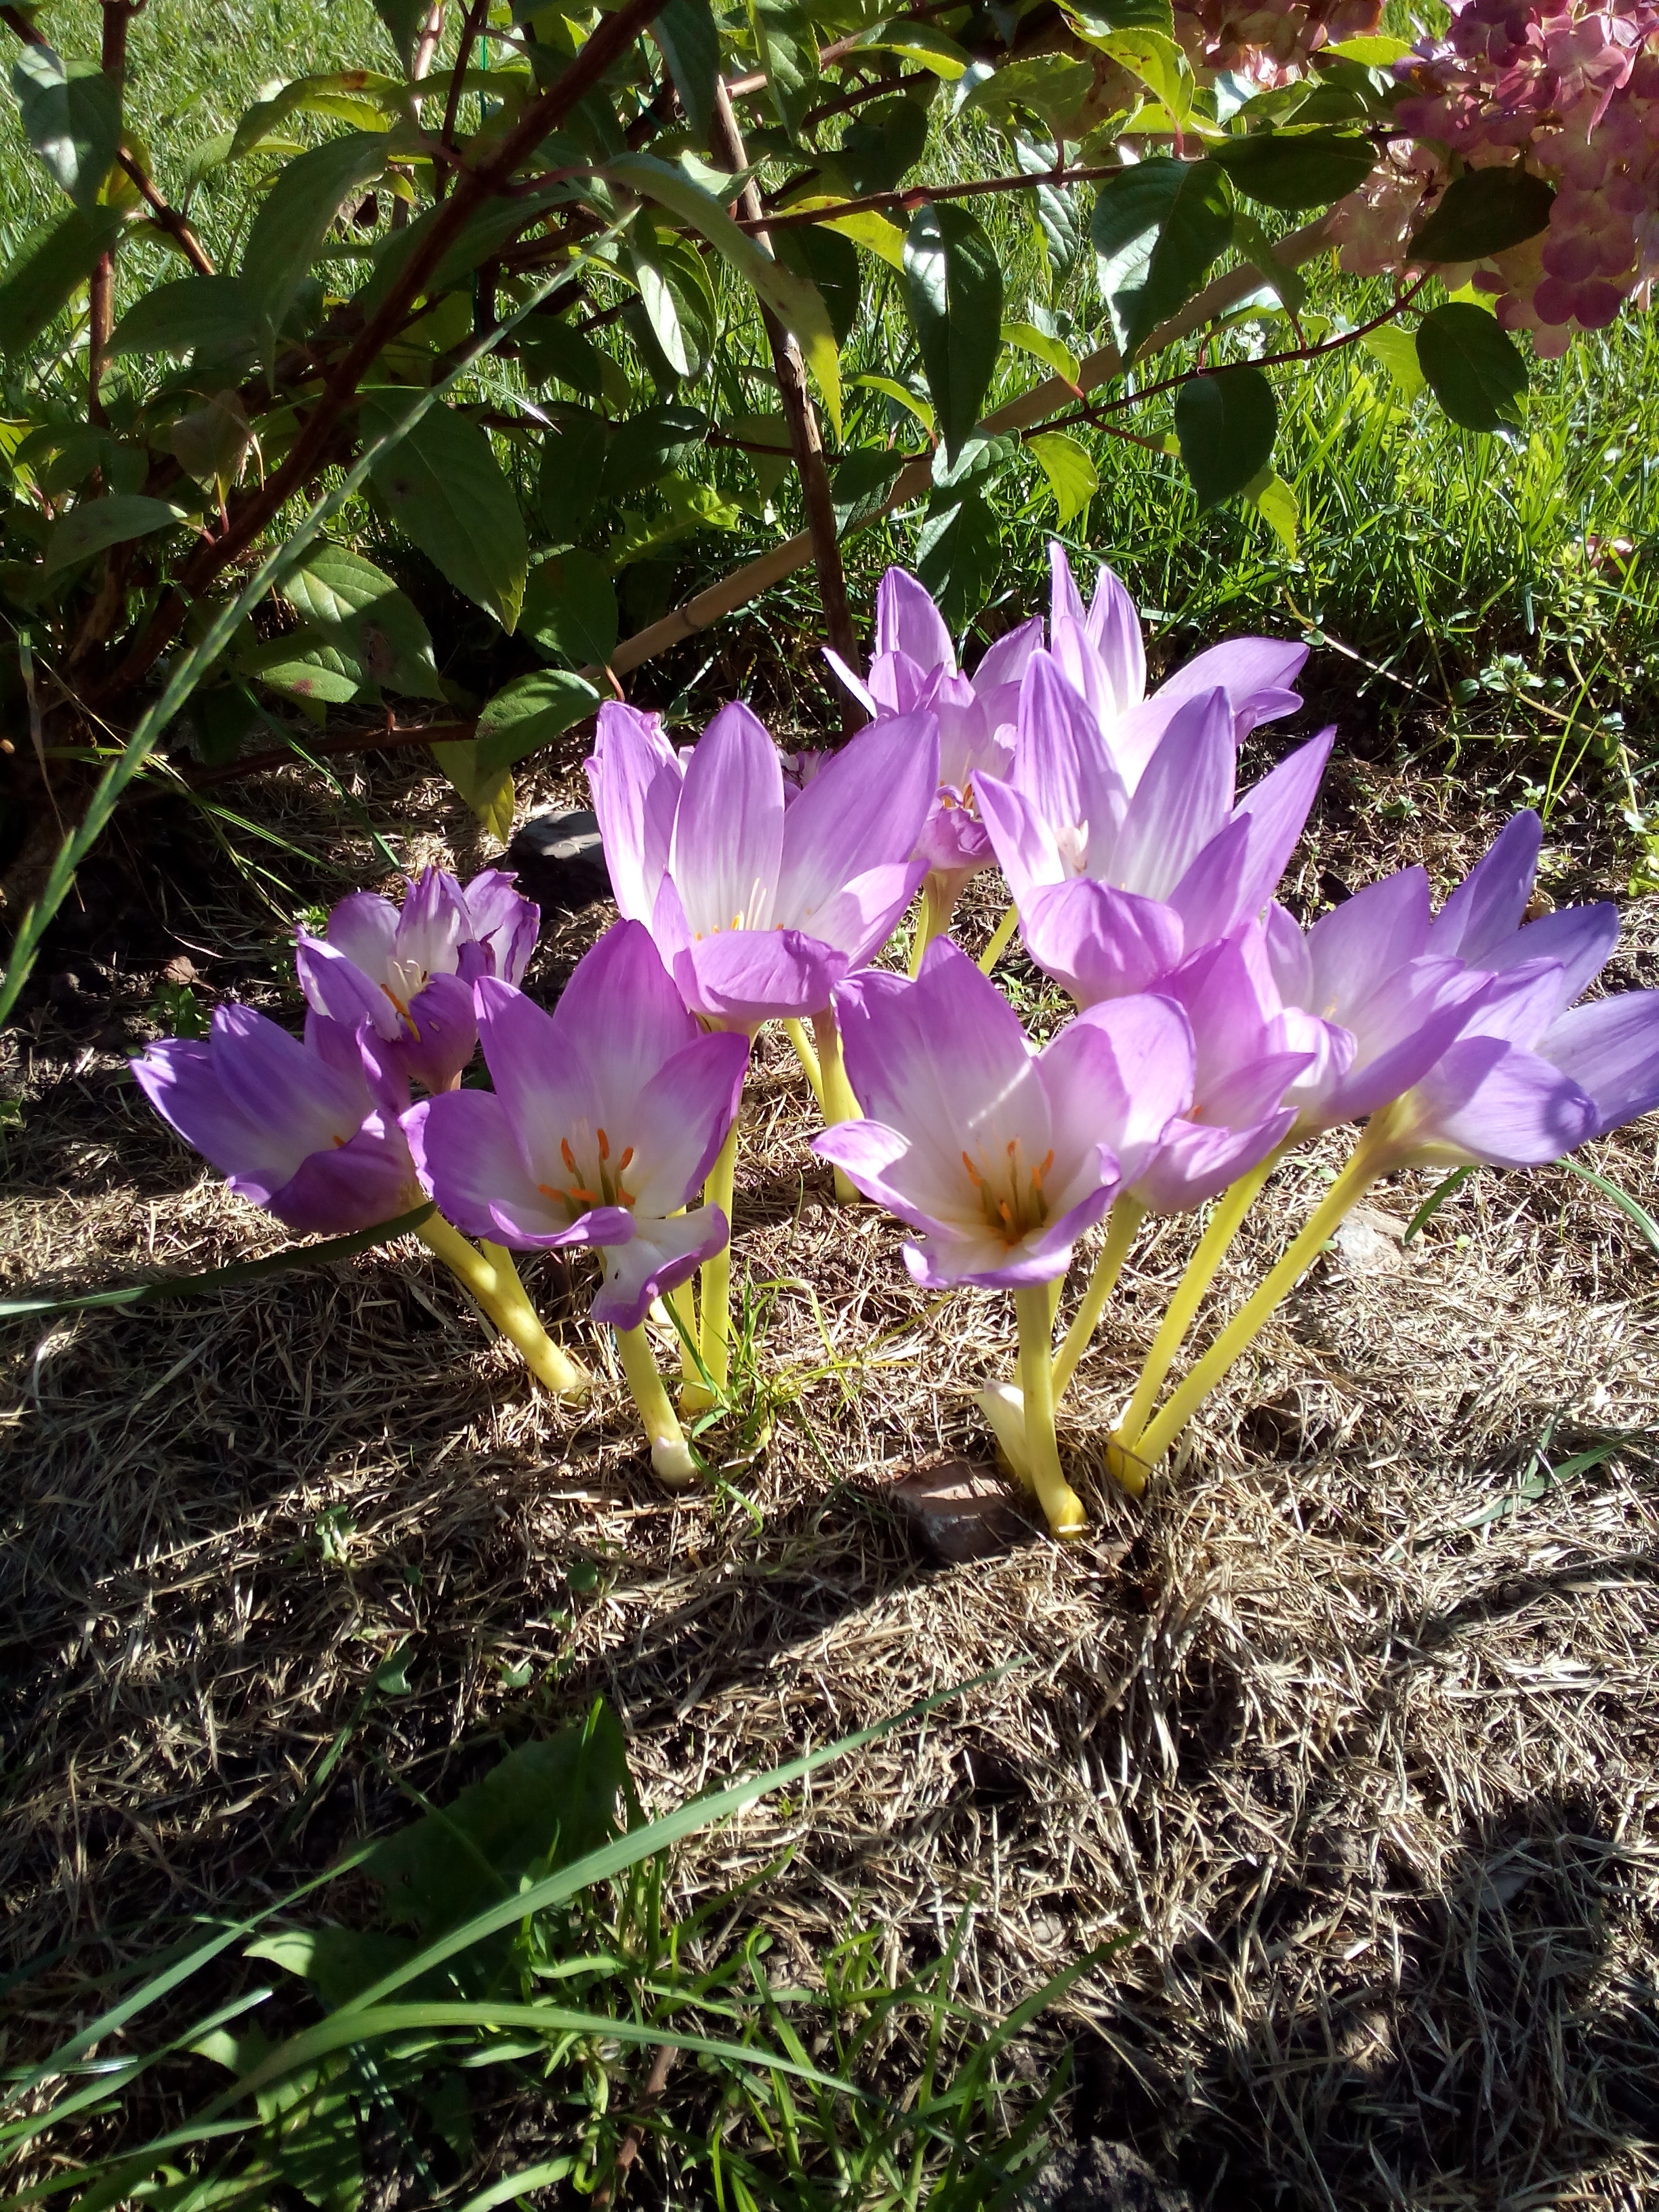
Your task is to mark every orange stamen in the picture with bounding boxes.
[617,1145,634,1172]
[560,1138,579,1174]
[961,1150,983,1187]
[597,1127,610,1160]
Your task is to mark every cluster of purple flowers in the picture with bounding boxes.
[132,545,1659,1524]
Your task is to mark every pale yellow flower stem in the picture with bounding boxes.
[1014,1285,1087,1538]
[907,874,959,978]
[684,1118,740,1410]
[415,1215,588,1396]
[1050,1199,1145,1403]
[1115,1148,1286,1453]
[616,1323,698,1488]
[1133,1139,1385,1471]
[781,1018,825,1109]
[811,1008,861,1206]
[977,903,1020,977]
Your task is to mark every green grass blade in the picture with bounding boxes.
[0,1205,436,1318]
[1402,1164,1477,1243]
[1559,1155,1659,1256]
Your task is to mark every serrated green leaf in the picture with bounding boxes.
[964,56,1097,140]
[1027,430,1098,525]
[107,274,261,359]
[1091,156,1231,361]
[609,474,739,567]
[601,403,708,497]
[522,550,619,669]
[1074,26,1191,121]
[1359,320,1424,401]
[1410,167,1555,262]
[362,390,527,629]
[0,205,125,355]
[831,447,907,534]
[1415,301,1527,432]
[240,130,388,332]
[11,43,121,211]
[1210,129,1376,213]
[283,540,443,699]
[43,494,190,576]
[916,484,1001,628]
[654,0,720,145]
[903,201,1003,466]
[1249,468,1298,552]
[474,668,602,777]
[747,0,817,138]
[1173,365,1277,506]
[835,93,929,197]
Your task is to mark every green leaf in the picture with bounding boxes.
[1231,209,1308,312]
[244,641,365,705]
[601,402,708,498]
[1026,430,1098,525]
[655,0,719,146]
[1249,467,1298,552]
[474,669,602,778]
[849,18,973,77]
[11,43,121,211]
[1324,31,1413,62]
[229,70,405,162]
[853,373,933,434]
[963,56,1097,140]
[372,0,429,70]
[43,494,189,576]
[538,407,610,539]
[1065,0,1176,36]
[629,234,703,377]
[836,94,930,197]
[1209,129,1376,213]
[366,1704,629,1946]
[773,222,860,349]
[1073,25,1192,122]
[518,313,609,398]
[601,151,841,432]
[1410,167,1555,262]
[247,1931,416,2013]
[284,541,443,699]
[916,484,1001,628]
[1559,1155,1659,1258]
[240,130,388,332]
[361,390,528,629]
[903,202,1003,466]
[610,474,739,567]
[521,550,619,669]
[831,447,907,534]
[107,273,261,359]
[1359,319,1424,401]
[1415,301,1528,432]
[0,1202,436,1319]
[0,205,125,355]
[432,737,516,839]
[1173,365,1277,506]
[747,0,817,138]
[729,411,793,503]
[1091,157,1231,361]
[1002,319,1080,384]
[1019,142,1084,291]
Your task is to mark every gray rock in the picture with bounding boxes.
[1021,2139,1194,2212]
[506,808,611,911]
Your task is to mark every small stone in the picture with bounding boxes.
[1332,1204,1407,1274]
[507,808,611,912]
[886,1458,1036,1563]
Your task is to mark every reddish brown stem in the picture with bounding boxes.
[91,0,666,709]
[710,79,860,732]
[436,0,491,201]
[747,160,1124,236]
[85,2,138,430]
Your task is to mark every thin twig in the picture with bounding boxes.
[743,161,1126,235]
[436,0,491,201]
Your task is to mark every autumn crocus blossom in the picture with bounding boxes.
[131,1004,584,1395]
[298,864,538,1095]
[405,922,750,1483]
[815,939,1145,1535]
[978,653,1334,1007]
[586,697,939,1029]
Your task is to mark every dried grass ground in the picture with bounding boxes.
[3,702,1659,2210]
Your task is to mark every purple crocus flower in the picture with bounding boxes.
[1044,543,1307,791]
[586,697,939,1029]
[403,921,750,1330]
[825,567,1041,901]
[977,655,1334,1006]
[297,864,539,1095]
[810,938,1126,1288]
[132,1006,422,1233]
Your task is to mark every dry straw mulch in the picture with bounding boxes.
[3,722,1658,2210]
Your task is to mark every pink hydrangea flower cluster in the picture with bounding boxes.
[1173,0,1381,85]
[1332,0,1659,354]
